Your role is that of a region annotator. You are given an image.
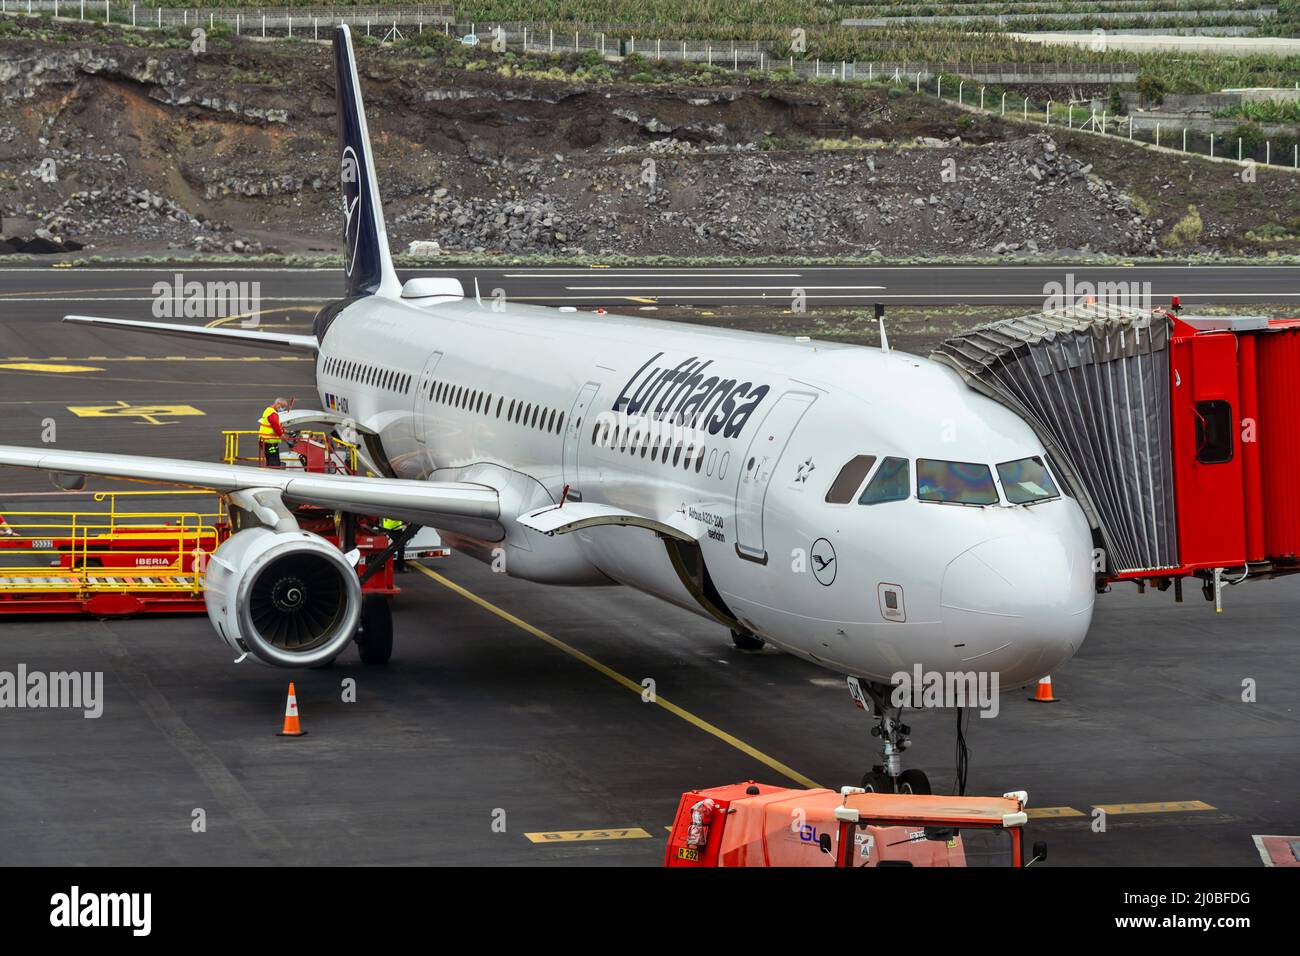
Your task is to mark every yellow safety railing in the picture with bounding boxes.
[0,491,227,594]
[222,429,358,474]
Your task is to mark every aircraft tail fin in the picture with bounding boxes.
[333,25,402,299]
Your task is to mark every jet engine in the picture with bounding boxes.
[204,527,361,667]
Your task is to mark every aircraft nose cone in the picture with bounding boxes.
[941,533,1094,687]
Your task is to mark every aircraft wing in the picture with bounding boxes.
[64,315,319,352]
[0,446,498,528]
[519,501,704,542]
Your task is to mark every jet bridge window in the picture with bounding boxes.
[859,456,910,505]
[1194,400,1234,464]
[825,455,877,504]
[996,456,1060,504]
[916,459,999,506]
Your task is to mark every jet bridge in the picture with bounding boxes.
[932,303,1300,598]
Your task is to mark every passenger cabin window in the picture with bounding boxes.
[1195,400,1234,464]
[917,459,999,506]
[825,455,877,504]
[997,456,1060,504]
[859,456,910,505]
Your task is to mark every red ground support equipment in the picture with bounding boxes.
[665,782,1033,867]
[0,429,443,618]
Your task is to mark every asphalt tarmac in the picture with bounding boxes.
[0,262,1296,311]
[0,264,1295,866]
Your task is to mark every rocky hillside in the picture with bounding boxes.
[0,25,1292,258]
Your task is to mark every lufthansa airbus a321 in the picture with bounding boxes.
[0,26,1094,792]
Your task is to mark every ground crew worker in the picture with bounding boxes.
[258,397,290,468]
[382,517,407,571]
[0,514,15,537]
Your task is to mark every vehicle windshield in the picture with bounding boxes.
[916,459,999,506]
[851,823,1014,867]
[997,456,1060,504]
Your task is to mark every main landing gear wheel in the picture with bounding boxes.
[355,594,393,665]
[730,628,765,651]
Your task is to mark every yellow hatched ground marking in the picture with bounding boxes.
[1025,806,1087,819]
[1093,800,1216,815]
[67,400,205,426]
[410,564,821,790]
[524,828,652,844]
[0,363,103,373]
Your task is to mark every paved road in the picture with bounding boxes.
[0,262,1296,312]
[0,264,1295,866]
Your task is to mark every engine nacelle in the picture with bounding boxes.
[204,527,361,668]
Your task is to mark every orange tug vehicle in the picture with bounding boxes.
[666,782,1045,868]
[0,431,447,646]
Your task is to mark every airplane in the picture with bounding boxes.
[0,26,1095,794]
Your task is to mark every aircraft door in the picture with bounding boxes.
[413,350,444,444]
[562,381,601,500]
[733,390,817,563]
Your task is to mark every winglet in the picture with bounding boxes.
[333,25,402,299]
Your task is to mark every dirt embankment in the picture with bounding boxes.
[0,28,1295,258]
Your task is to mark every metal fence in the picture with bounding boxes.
[0,1,452,31]
[933,76,1300,169]
[3,2,1292,167]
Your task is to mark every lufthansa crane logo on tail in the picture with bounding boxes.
[340,147,361,278]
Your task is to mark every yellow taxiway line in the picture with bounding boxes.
[410,563,821,790]
[524,828,653,844]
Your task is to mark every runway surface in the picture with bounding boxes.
[0,261,1297,311]
[0,263,1296,866]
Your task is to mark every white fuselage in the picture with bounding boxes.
[314,293,1096,687]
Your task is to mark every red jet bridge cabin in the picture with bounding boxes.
[933,303,1300,606]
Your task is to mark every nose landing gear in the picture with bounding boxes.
[849,678,932,795]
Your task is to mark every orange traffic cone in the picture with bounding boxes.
[1029,675,1059,703]
[277,682,307,736]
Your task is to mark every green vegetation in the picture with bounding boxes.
[1216,99,1300,124]
[1246,218,1300,241]
[8,3,1300,98]
[1167,205,1205,248]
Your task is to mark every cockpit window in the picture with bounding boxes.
[996,456,1060,504]
[916,459,999,506]
[825,455,877,504]
[859,456,910,505]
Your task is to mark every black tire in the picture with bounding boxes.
[730,628,764,651]
[356,594,393,665]
[897,769,931,795]
[860,770,894,793]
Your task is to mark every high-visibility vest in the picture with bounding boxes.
[258,405,279,442]
[381,517,404,531]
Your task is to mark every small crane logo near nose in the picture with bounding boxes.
[811,537,837,586]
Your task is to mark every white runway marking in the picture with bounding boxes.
[505,272,803,278]
[564,284,886,291]
[0,296,320,303]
